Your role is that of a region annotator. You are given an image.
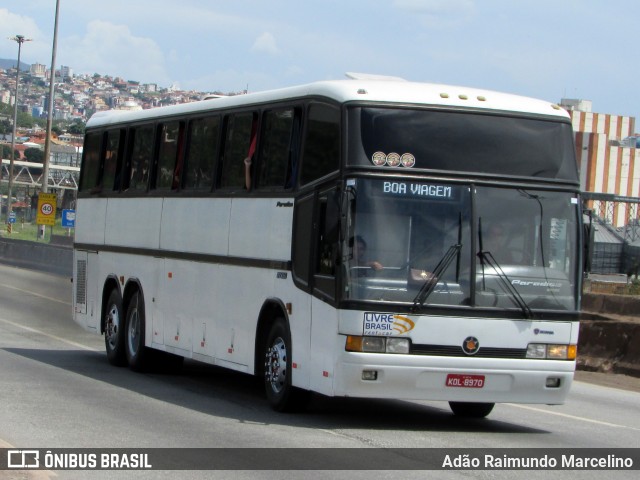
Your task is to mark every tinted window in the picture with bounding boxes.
[102,129,122,192]
[184,116,219,190]
[300,104,340,185]
[79,132,102,192]
[350,107,578,182]
[155,121,183,190]
[258,108,298,189]
[220,112,257,189]
[126,125,154,192]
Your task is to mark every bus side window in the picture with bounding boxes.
[292,192,315,292]
[79,131,102,193]
[125,125,154,192]
[313,188,340,302]
[300,103,340,186]
[183,116,220,191]
[102,129,124,192]
[258,107,299,190]
[154,121,184,190]
[219,112,257,190]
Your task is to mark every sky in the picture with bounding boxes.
[0,0,638,122]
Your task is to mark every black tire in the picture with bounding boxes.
[263,318,308,412]
[104,289,127,366]
[125,291,150,372]
[449,402,495,418]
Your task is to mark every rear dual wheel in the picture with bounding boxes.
[104,289,127,366]
[125,291,149,371]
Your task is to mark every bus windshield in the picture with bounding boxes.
[343,178,579,313]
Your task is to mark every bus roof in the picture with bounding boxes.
[86,79,569,128]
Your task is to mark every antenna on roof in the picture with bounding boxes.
[345,72,407,81]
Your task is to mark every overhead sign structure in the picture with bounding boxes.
[36,193,57,226]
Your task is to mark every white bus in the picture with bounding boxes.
[73,78,582,417]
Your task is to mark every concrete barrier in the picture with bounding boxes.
[579,292,640,378]
[578,318,640,377]
[0,237,72,277]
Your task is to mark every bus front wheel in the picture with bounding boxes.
[263,319,308,411]
[104,289,127,366]
[449,401,495,418]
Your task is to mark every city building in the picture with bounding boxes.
[30,63,46,78]
[562,99,639,228]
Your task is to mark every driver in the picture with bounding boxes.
[354,236,383,273]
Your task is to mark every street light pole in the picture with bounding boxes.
[6,35,32,226]
[40,0,61,240]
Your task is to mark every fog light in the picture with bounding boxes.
[362,370,378,381]
[546,377,561,388]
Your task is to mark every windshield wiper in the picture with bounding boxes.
[412,243,462,312]
[477,250,534,319]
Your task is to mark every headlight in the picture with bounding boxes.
[346,336,410,354]
[526,343,577,360]
[526,343,547,359]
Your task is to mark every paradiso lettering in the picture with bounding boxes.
[363,313,416,336]
[382,181,454,198]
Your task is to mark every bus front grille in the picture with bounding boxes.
[411,344,527,359]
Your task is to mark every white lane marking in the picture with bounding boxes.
[0,282,71,306]
[0,317,99,352]
[506,403,640,431]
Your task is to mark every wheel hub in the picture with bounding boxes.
[105,305,120,348]
[265,337,287,393]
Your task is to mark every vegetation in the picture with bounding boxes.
[0,102,46,130]
[1,216,71,243]
[24,147,44,163]
[67,120,85,135]
[1,144,19,160]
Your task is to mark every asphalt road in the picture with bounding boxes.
[0,263,639,480]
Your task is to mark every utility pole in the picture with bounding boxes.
[40,0,61,240]
[6,35,32,228]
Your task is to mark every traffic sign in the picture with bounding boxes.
[8,212,16,224]
[61,209,76,228]
[36,193,57,226]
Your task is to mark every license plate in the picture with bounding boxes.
[445,374,485,388]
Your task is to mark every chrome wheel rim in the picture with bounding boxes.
[265,336,287,393]
[105,304,120,350]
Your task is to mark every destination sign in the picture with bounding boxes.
[380,181,459,200]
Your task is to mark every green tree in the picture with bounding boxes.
[17,111,34,129]
[67,121,85,135]
[1,144,19,160]
[0,119,12,135]
[24,147,44,163]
